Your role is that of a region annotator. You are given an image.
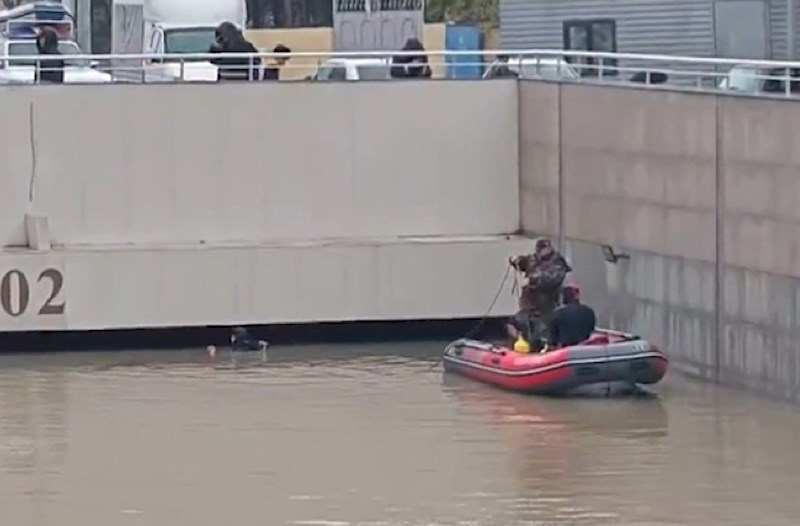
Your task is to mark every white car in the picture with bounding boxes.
[482,56,581,81]
[0,38,113,84]
[718,64,799,95]
[311,58,392,81]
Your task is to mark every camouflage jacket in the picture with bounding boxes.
[515,252,572,292]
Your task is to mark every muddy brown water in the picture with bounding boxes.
[1,342,799,526]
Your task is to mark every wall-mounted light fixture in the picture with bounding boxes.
[601,244,630,264]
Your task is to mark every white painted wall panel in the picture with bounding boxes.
[0,236,529,331]
[0,81,519,248]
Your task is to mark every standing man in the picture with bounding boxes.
[507,238,572,348]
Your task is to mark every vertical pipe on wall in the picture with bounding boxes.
[789,0,797,59]
[714,96,724,384]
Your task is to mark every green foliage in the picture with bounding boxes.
[425,0,499,29]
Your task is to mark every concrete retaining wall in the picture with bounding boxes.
[0,81,525,332]
[0,81,519,247]
[0,237,528,332]
[520,81,800,402]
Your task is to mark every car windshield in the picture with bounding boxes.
[518,60,579,80]
[315,63,347,81]
[164,27,217,56]
[7,40,89,67]
[356,64,389,80]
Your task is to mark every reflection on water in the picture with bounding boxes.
[1,342,799,526]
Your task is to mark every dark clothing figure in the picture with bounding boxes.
[547,284,596,347]
[230,326,266,351]
[390,37,432,79]
[262,44,291,81]
[35,27,64,84]
[209,21,260,81]
[511,238,572,322]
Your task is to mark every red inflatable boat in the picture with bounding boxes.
[442,329,668,395]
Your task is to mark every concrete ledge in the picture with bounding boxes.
[0,235,530,332]
[24,213,50,251]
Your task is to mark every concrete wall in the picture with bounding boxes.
[519,81,800,402]
[0,237,528,331]
[0,81,518,248]
[0,80,523,332]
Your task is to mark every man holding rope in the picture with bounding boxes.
[507,238,572,351]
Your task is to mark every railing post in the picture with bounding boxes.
[785,68,792,96]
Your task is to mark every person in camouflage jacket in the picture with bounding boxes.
[506,238,572,346]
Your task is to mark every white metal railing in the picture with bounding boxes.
[2,48,800,97]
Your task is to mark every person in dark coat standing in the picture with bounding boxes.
[35,27,64,84]
[209,21,260,81]
[390,37,432,79]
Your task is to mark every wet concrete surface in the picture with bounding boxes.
[1,342,799,526]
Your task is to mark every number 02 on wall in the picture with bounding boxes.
[0,268,66,317]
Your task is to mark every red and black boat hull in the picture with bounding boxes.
[442,331,668,395]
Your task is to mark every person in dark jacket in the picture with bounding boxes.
[209,21,260,81]
[261,43,291,81]
[390,37,432,79]
[547,283,596,348]
[35,27,64,84]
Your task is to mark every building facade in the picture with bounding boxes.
[500,0,799,61]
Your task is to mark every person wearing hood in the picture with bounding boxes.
[209,21,260,81]
[390,37,432,79]
[35,26,64,84]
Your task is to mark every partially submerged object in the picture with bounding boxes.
[442,329,668,395]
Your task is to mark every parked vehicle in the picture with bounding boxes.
[311,58,392,81]
[482,56,581,81]
[718,64,800,95]
[0,2,112,84]
[112,0,247,82]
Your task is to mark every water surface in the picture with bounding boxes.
[1,342,798,525]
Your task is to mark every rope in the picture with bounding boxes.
[430,264,514,370]
[462,264,513,340]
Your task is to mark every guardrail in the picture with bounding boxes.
[2,48,800,97]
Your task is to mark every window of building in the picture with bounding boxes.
[247,0,333,29]
[562,19,617,77]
